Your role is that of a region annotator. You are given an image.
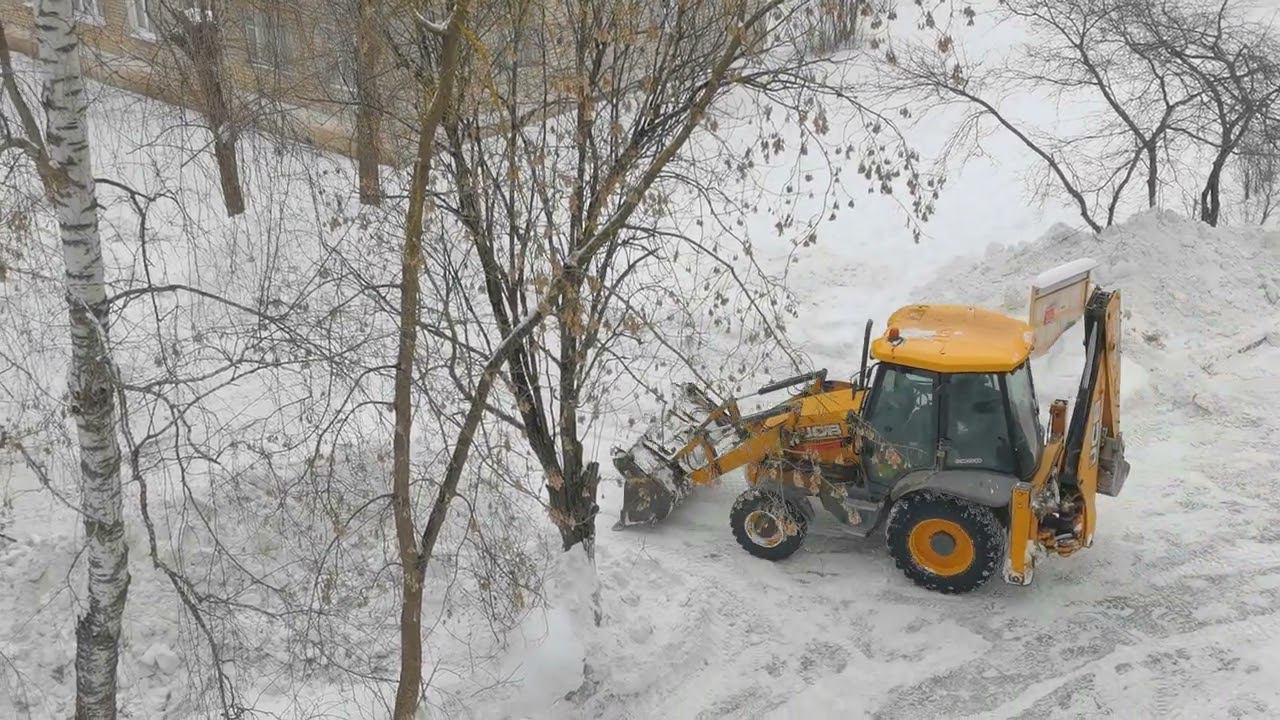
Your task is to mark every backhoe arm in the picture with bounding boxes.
[1009,277,1128,583]
[1062,287,1128,545]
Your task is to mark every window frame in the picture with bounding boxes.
[320,22,358,100]
[71,0,105,26]
[245,8,290,72]
[126,0,157,41]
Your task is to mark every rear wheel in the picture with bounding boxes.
[886,492,1003,594]
[730,488,808,561]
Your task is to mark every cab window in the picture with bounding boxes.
[942,373,1016,473]
[863,365,937,485]
[1005,363,1042,476]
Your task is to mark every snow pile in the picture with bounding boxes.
[925,210,1280,344]
[920,210,1280,404]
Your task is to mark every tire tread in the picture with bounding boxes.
[885,491,1004,594]
[730,488,808,561]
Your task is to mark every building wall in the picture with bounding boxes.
[0,0,367,157]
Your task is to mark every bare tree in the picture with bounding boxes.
[1236,115,1280,224]
[1,5,129,718]
[415,0,935,567]
[147,0,247,216]
[388,0,471,716]
[1128,0,1280,226]
[880,0,1280,231]
[430,0,799,557]
[879,39,1108,232]
[998,0,1201,224]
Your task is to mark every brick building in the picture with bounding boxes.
[0,0,376,156]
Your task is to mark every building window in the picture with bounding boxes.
[129,0,207,42]
[72,0,104,24]
[319,23,357,100]
[127,0,156,38]
[245,9,290,70]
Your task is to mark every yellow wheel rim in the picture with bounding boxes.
[745,509,785,548]
[908,518,975,577]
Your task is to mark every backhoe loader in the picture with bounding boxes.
[613,259,1129,593]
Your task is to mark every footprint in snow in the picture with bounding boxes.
[798,640,849,684]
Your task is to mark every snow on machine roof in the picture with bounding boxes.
[871,304,1034,374]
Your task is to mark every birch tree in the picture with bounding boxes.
[1,3,129,717]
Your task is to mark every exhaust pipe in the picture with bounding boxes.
[859,320,873,389]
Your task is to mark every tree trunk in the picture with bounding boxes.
[557,462,600,553]
[390,3,470,717]
[190,20,244,217]
[1146,144,1158,208]
[553,272,585,551]
[36,2,131,717]
[549,276,599,554]
[355,0,382,205]
[390,125,428,719]
[212,130,245,216]
[1201,158,1225,226]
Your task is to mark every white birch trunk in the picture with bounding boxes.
[35,2,131,717]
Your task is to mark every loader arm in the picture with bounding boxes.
[682,423,787,485]
[613,376,827,527]
[681,384,870,487]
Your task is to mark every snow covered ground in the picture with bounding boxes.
[6,3,1280,718]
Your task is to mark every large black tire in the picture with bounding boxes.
[885,491,1004,594]
[730,488,809,561]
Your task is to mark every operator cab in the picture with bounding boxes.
[859,305,1044,493]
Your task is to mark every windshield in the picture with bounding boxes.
[863,365,937,487]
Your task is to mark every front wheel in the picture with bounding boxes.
[730,489,808,561]
[886,492,1004,594]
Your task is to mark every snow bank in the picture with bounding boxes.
[491,548,594,719]
[919,210,1280,396]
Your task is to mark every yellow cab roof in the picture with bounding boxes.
[870,304,1033,374]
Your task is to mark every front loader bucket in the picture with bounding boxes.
[612,383,727,529]
[613,441,692,527]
